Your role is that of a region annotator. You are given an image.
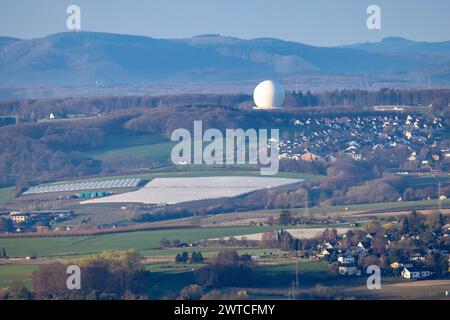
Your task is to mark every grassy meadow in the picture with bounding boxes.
[0,187,14,205]
[0,225,283,258]
[0,264,39,289]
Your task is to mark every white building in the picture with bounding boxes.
[339,265,361,276]
[401,267,432,280]
[338,255,355,264]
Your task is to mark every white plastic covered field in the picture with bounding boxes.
[80,176,302,205]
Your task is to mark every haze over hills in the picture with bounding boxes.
[0,31,449,88]
[342,36,450,56]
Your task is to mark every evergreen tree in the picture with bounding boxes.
[401,216,409,234]
[279,210,293,225]
[176,251,189,264]
[191,251,204,263]
[180,251,189,263]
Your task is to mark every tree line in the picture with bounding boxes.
[1,89,448,120]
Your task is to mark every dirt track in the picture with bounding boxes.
[211,227,349,241]
[388,280,450,287]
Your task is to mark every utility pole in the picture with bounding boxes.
[428,167,442,214]
[291,280,296,300]
[305,190,310,218]
[438,181,442,213]
[288,281,295,300]
[288,260,300,300]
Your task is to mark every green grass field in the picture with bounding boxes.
[404,175,450,188]
[310,198,450,214]
[215,198,450,220]
[345,279,450,300]
[0,187,14,205]
[0,248,284,290]
[0,264,39,289]
[0,225,283,258]
[81,133,175,164]
[11,131,325,190]
[2,197,446,259]
[126,259,332,298]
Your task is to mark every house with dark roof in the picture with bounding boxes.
[358,241,372,251]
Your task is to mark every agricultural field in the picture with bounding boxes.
[199,198,450,225]
[48,196,450,232]
[0,225,284,258]
[404,175,450,188]
[36,169,322,187]
[210,227,349,241]
[81,176,303,205]
[0,221,448,299]
[2,259,448,300]
[81,133,175,164]
[0,223,354,259]
[261,260,337,287]
[0,170,322,229]
[0,187,14,205]
[345,279,450,300]
[0,248,285,291]
[0,264,39,289]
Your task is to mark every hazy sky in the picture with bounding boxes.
[1,0,449,46]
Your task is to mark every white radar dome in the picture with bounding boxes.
[253,80,285,109]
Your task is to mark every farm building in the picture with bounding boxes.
[23,178,141,195]
[76,191,111,198]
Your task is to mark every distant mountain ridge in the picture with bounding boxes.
[342,36,450,55]
[0,32,449,86]
[0,36,21,48]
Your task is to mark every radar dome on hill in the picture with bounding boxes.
[253,80,285,109]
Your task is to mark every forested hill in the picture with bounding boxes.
[1,32,449,86]
[0,88,448,120]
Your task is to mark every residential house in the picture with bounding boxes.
[9,212,29,223]
[338,265,361,276]
[338,255,355,264]
[323,241,336,249]
[401,267,433,280]
[358,241,372,251]
[319,248,335,258]
[390,261,413,269]
[409,252,427,261]
[301,152,322,161]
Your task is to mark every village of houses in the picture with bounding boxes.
[278,111,449,169]
[202,210,449,283]
[316,235,436,280]
[305,217,450,281]
[43,108,450,171]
